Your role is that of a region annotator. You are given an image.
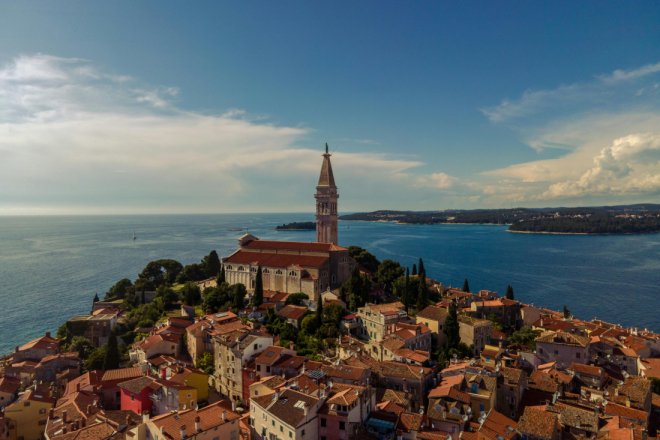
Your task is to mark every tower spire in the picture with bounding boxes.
[315,144,339,245]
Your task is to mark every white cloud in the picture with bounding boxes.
[415,172,459,189]
[0,54,423,215]
[599,61,660,83]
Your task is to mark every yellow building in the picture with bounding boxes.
[416,305,449,346]
[4,390,56,440]
[464,373,496,419]
[169,367,210,401]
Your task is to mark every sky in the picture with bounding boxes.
[0,2,659,215]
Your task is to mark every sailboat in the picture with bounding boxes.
[133,230,137,240]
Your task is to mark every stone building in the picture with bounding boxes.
[222,148,356,300]
[458,315,492,357]
[353,302,413,342]
[496,367,527,420]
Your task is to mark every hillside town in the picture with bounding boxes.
[1,149,659,440]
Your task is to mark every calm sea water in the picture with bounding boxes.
[1,214,659,355]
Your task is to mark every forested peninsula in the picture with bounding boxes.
[339,205,660,235]
[274,221,316,230]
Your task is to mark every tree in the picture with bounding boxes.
[377,260,405,291]
[180,282,202,306]
[93,293,99,303]
[347,246,381,274]
[650,377,660,395]
[84,346,107,372]
[252,266,264,307]
[141,290,146,305]
[103,334,120,370]
[316,294,323,329]
[155,284,178,306]
[301,315,318,335]
[487,314,503,331]
[505,285,514,300]
[323,304,348,328]
[563,305,571,319]
[402,268,411,311]
[508,326,541,349]
[232,283,247,311]
[361,275,371,305]
[69,336,92,359]
[196,352,215,375]
[203,251,221,278]
[105,278,133,299]
[444,306,460,350]
[418,258,425,277]
[347,266,367,310]
[218,265,226,284]
[416,272,429,311]
[462,279,470,293]
[285,293,309,306]
[412,264,417,276]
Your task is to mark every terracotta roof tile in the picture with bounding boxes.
[150,400,241,440]
[225,250,328,268]
[101,367,143,382]
[518,406,559,439]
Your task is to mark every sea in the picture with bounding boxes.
[1,213,659,355]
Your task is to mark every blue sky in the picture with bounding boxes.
[1,2,659,214]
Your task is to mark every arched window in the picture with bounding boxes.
[251,267,257,273]
[320,283,324,291]
[321,271,328,278]
[238,266,245,272]
[226,265,233,271]
[288,271,297,277]
[332,275,336,283]
[263,268,269,274]
[339,257,347,264]
[275,270,283,275]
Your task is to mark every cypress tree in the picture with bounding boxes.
[417,271,429,311]
[505,285,514,300]
[462,279,470,293]
[361,275,371,306]
[412,264,417,276]
[418,258,425,277]
[402,268,410,311]
[93,293,99,303]
[316,294,323,328]
[253,266,264,307]
[103,333,120,370]
[141,290,146,305]
[444,306,460,349]
[217,265,226,284]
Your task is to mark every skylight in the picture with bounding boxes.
[266,352,275,357]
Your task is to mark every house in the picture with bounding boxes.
[65,310,120,347]
[170,367,209,401]
[517,406,560,440]
[535,331,591,368]
[12,332,61,364]
[129,400,242,440]
[464,373,497,419]
[426,396,470,436]
[458,316,492,357]
[377,362,435,412]
[605,376,652,413]
[321,364,371,387]
[130,333,182,368]
[214,331,275,403]
[470,298,522,329]
[46,406,141,440]
[496,367,527,420]
[318,383,376,440]
[65,368,143,410]
[148,379,198,415]
[249,375,287,399]
[186,316,246,364]
[254,346,297,380]
[0,377,21,408]
[3,389,56,440]
[249,388,324,440]
[355,302,412,342]
[44,389,102,439]
[391,323,433,352]
[276,305,308,329]
[336,335,366,360]
[118,376,156,415]
[568,363,606,390]
[416,305,449,346]
[478,410,519,440]
[520,304,542,327]
[33,353,81,385]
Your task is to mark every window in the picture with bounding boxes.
[302,430,305,436]
[289,271,297,277]
[280,426,283,433]
[263,269,270,274]
[251,267,257,273]
[289,433,292,438]
[238,266,245,271]
[339,422,345,430]
[471,384,478,393]
[254,391,258,396]
[576,352,581,358]
[272,421,275,427]
[226,265,232,271]
[321,419,326,427]
[332,275,336,283]
[321,271,328,278]
[131,395,135,401]
[480,404,485,412]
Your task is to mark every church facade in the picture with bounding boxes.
[221,147,356,300]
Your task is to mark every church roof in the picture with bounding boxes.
[225,250,328,268]
[317,153,336,187]
[243,240,347,252]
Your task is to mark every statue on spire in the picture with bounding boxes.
[325,143,329,154]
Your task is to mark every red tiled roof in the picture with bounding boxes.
[19,334,60,351]
[570,362,602,376]
[102,367,143,382]
[428,386,471,403]
[604,402,648,422]
[255,346,287,365]
[0,376,21,394]
[243,240,347,252]
[150,400,241,440]
[132,333,181,350]
[518,406,558,439]
[225,250,328,268]
[277,305,307,320]
[375,400,405,415]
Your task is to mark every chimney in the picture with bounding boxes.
[62,410,68,422]
[397,430,403,440]
[206,309,212,315]
[498,341,503,348]
[15,346,18,353]
[126,415,131,425]
[46,332,51,338]
[625,395,630,407]
[81,418,86,428]
[160,427,166,435]
[195,416,200,432]
[232,401,237,412]
[63,428,68,435]
[180,425,186,439]
[303,402,309,417]
[221,411,227,421]
[305,385,309,395]
[229,307,232,313]
[142,413,150,423]
[289,341,294,350]
[77,383,81,392]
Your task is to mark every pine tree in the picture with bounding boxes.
[252,266,264,307]
[412,264,417,276]
[462,279,470,293]
[402,268,410,311]
[217,265,226,284]
[444,306,460,349]
[93,293,99,303]
[505,285,514,300]
[103,334,120,370]
[316,294,323,328]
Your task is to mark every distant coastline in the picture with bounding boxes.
[273,221,316,231]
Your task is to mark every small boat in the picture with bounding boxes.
[230,229,243,231]
[133,230,137,240]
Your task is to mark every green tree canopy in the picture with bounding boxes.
[93,293,99,303]
[505,285,514,300]
[508,326,541,349]
[315,294,323,328]
[412,264,417,276]
[103,334,120,370]
[444,306,460,350]
[285,292,309,306]
[105,278,133,300]
[84,346,107,372]
[180,282,202,306]
[232,283,247,311]
[201,282,232,313]
[301,315,318,335]
[155,284,178,306]
[418,258,425,277]
[563,305,571,319]
[377,259,405,291]
[323,303,348,328]
[203,251,221,278]
[196,352,215,375]
[218,265,226,284]
[347,246,380,274]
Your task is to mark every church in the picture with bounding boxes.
[221,146,356,300]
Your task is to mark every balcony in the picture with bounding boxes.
[341,320,359,330]
[149,394,162,402]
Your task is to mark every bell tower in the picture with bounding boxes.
[315,144,339,245]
